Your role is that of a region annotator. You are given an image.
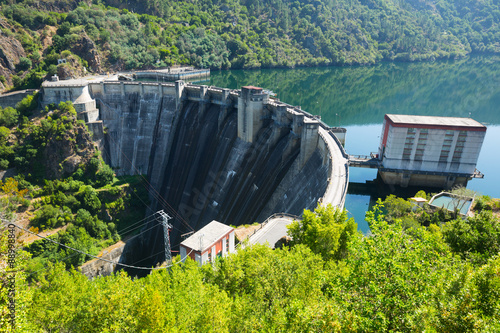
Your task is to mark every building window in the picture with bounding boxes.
[408,128,416,134]
[226,236,229,253]
[208,251,212,262]
[403,147,412,160]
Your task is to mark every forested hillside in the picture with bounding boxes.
[1,0,500,90]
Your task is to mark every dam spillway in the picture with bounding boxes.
[42,79,349,252]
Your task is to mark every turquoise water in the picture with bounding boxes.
[429,195,473,216]
[209,56,500,231]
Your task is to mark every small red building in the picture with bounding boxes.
[179,221,235,265]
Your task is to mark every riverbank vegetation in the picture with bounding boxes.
[2,0,500,90]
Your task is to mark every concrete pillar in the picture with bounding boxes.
[200,85,208,99]
[158,83,163,97]
[299,118,320,168]
[292,113,304,136]
[237,86,267,142]
[199,85,209,113]
[223,89,230,103]
[175,80,185,110]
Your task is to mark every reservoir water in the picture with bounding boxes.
[208,56,500,232]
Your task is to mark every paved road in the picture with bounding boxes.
[318,127,348,209]
[42,74,118,87]
[246,216,296,248]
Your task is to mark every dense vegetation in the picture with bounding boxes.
[1,198,500,331]
[2,0,500,90]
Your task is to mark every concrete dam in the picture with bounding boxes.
[42,79,348,261]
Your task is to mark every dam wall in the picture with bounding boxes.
[42,79,348,262]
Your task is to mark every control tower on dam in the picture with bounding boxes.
[42,79,348,250]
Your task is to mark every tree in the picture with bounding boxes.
[442,210,500,265]
[287,204,357,261]
[78,186,101,215]
[95,164,114,187]
[0,107,19,127]
[16,94,37,117]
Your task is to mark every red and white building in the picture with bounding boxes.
[180,221,235,265]
[377,114,486,188]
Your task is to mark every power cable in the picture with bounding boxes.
[8,222,194,271]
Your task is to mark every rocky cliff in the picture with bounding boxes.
[0,19,26,89]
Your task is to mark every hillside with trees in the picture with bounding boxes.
[1,0,500,90]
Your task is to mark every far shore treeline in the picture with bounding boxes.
[2,0,500,91]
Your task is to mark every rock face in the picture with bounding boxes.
[43,119,96,179]
[0,19,26,87]
[71,33,102,73]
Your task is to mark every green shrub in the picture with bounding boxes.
[0,106,19,127]
[17,57,32,71]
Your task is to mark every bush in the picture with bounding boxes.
[17,57,32,71]
[0,106,19,127]
[95,164,115,187]
[16,93,38,116]
[0,159,9,170]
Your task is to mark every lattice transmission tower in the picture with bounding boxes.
[158,210,173,263]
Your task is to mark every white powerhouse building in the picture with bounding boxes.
[377,114,486,188]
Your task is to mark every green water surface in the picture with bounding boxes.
[209,55,500,232]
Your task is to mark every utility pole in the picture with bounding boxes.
[158,210,173,263]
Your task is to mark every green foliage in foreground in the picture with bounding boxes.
[2,203,500,332]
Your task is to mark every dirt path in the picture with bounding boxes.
[234,224,260,242]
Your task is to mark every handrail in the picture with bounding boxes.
[318,129,349,209]
[327,130,348,159]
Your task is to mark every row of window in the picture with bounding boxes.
[403,129,467,163]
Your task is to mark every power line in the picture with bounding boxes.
[25,231,189,279]
[7,222,193,271]
[116,211,162,235]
